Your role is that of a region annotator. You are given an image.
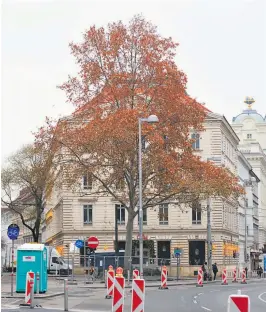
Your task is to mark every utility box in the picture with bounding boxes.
[16,243,47,293]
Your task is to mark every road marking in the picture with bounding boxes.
[193,296,198,304]
[198,292,203,296]
[210,290,220,293]
[201,306,212,311]
[258,292,266,303]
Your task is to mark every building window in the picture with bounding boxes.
[116,204,125,225]
[247,134,252,139]
[138,209,147,225]
[83,205,93,224]
[192,202,201,224]
[159,203,169,225]
[191,133,200,149]
[82,173,92,190]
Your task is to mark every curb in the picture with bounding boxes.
[2,292,64,299]
[78,279,224,289]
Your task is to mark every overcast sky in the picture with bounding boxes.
[1,0,265,163]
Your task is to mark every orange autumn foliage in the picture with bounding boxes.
[56,15,243,260]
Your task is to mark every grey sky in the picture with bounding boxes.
[1,0,265,163]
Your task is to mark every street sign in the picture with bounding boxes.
[87,236,99,249]
[174,248,182,257]
[7,224,20,240]
[75,240,84,248]
[227,293,250,312]
[263,254,266,273]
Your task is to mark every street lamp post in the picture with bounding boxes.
[138,115,159,278]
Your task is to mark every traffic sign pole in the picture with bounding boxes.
[7,223,20,297]
[11,240,14,296]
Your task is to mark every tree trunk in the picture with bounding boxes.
[32,230,39,242]
[124,211,135,270]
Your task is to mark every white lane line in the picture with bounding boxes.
[258,292,266,303]
[210,289,220,293]
[201,306,212,311]
[198,292,203,296]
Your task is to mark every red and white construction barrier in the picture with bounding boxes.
[106,268,115,299]
[227,290,250,312]
[133,269,140,280]
[112,276,125,312]
[232,267,238,283]
[196,268,203,287]
[131,278,145,312]
[221,268,228,285]
[159,266,168,290]
[241,269,247,284]
[25,271,35,304]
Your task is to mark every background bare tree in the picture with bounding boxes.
[1,127,57,242]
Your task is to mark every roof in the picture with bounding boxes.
[232,98,266,124]
[232,109,266,123]
[18,243,45,251]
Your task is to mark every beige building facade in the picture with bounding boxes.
[43,111,240,276]
[232,98,266,252]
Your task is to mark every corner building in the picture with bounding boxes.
[43,111,240,276]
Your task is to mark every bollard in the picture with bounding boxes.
[221,268,228,285]
[241,269,247,284]
[159,266,168,290]
[64,279,68,311]
[104,270,107,287]
[232,268,238,283]
[196,268,203,287]
[30,278,34,309]
[71,256,74,281]
[36,272,40,294]
[106,268,114,299]
[131,279,145,312]
[133,269,139,280]
[112,276,125,312]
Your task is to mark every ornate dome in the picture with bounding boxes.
[232,97,266,124]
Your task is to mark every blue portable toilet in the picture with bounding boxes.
[16,243,47,293]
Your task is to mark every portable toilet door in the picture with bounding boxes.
[16,243,47,293]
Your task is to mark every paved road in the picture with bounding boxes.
[2,279,266,311]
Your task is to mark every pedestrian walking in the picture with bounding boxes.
[212,263,218,280]
[202,262,207,281]
[258,266,263,278]
[245,267,248,279]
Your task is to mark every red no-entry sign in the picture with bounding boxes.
[87,236,99,249]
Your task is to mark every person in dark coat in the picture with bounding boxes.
[212,263,218,280]
[245,267,248,278]
[258,266,263,278]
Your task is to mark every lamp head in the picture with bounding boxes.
[147,114,159,123]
